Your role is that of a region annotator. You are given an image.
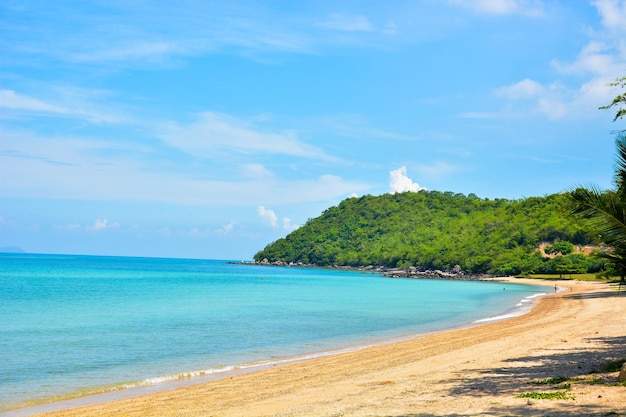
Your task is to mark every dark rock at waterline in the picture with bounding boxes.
[237,260,495,281]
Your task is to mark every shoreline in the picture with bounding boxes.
[2,277,546,416]
[7,278,626,416]
[238,260,499,281]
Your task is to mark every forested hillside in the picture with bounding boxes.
[254,191,607,275]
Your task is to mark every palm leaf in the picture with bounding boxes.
[568,186,626,274]
[615,134,626,196]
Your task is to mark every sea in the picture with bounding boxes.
[0,253,547,413]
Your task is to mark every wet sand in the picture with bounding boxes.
[26,279,626,416]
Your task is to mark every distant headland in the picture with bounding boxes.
[0,246,25,253]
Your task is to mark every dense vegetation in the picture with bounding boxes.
[254,191,608,276]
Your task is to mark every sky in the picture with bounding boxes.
[1,0,625,260]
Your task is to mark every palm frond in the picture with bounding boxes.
[568,187,626,252]
[615,134,626,196]
[596,251,626,273]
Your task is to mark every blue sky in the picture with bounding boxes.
[1,0,625,260]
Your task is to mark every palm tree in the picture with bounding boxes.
[568,134,626,283]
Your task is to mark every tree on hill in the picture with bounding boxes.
[255,191,599,275]
[544,241,575,255]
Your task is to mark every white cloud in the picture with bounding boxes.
[494,74,622,120]
[156,227,172,236]
[592,0,626,34]
[242,164,274,178]
[446,0,544,16]
[1,3,316,67]
[548,2,626,90]
[257,206,278,227]
[92,219,108,231]
[216,222,236,234]
[551,41,618,76]
[537,97,568,120]
[0,89,126,124]
[496,79,545,99]
[87,218,120,232]
[483,0,625,122]
[257,207,300,231]
[282,217,299,232]
[495,78,572,119]
[184,226,211,238]
[0,89,69,114]
[160,112,337,161]
[0,128,370,206]
[315,14,374,32]
[578,76,619,106]
[72,41,181,63]
[55,218,120,233]
[389,166,426,193]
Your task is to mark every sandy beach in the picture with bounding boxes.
[27,278,626,416]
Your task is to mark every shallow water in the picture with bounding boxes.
[0,253,545,411]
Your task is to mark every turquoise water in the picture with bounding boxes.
[0,253,546,411]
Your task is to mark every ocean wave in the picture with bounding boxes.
[473,292,547,323]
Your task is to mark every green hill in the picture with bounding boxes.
[254,191,606,276]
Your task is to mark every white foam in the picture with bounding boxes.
[126,365,239,387]
[473,311,524,323]
[473,292,547,324]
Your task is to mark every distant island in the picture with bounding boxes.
[254,191,607,277]
[0,246,25,253]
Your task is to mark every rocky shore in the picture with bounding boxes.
[238,259,496,281]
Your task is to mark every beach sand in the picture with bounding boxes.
[33,278,626,417]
